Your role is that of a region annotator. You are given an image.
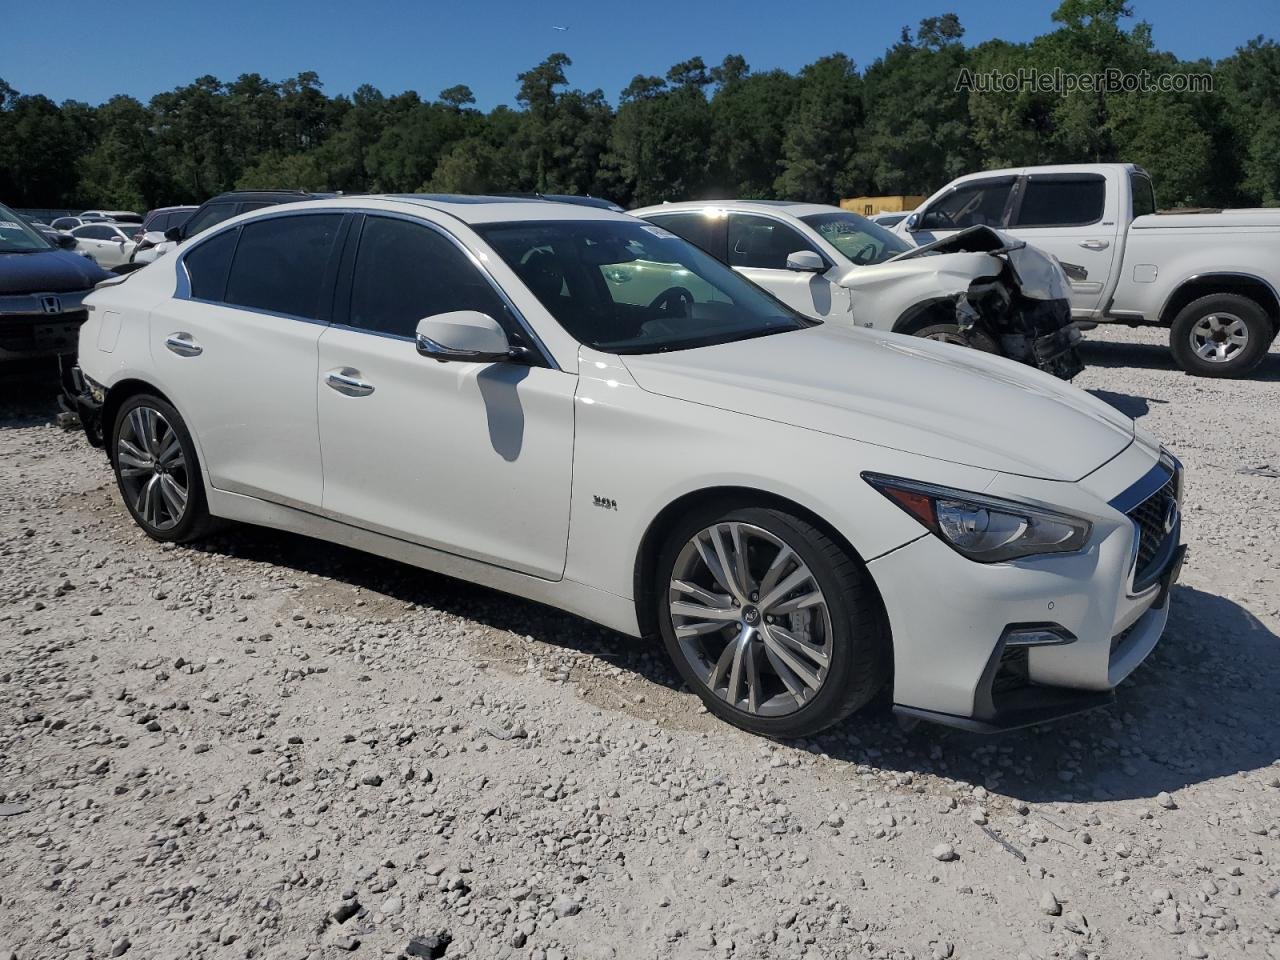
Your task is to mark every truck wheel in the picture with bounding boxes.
[1169,293,1273,377]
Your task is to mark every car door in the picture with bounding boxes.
[149,211,347,508]
[72,224,115,264]
[316,213,576,580]
[100,226,132,267]
[903,176,1018,245]
[724,213,850,320]
[1003,173,1120,317]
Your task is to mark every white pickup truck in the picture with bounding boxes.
[897,163,1280,377]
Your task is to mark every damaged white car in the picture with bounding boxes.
[632,200,1084,379]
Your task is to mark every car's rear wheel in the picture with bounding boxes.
[111,394,212,543]
[1169,293,1273,377]
[655,505,889,738]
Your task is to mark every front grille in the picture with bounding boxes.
[0,310,87,353]
[1128,473,1177,585]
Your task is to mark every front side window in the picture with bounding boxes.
[1130,174,1156,218]
[183,228,239,302]
[644,212,725,258]
[799,211,911,265]
[182,202,237,239]
[727,214,823,270]
[477,219,810,354]
[0,203,52,252]
[347,216,509,339]
[224,214,343,320]
[1013,176,1106,228]
[918,179,1014,231]
[74,224,113,240]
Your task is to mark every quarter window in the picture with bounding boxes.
[184,228,239,302]
[224,214,343,320]
[727,214,823,270]
[917,179,1014,230]
[1013,176,1106,228]
[347,216,509,339]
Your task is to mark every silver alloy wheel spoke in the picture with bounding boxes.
[668,521,834,718]
[1191,313,1248,363]
[117,405,188,532]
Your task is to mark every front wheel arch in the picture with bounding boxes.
[632,487,889,645]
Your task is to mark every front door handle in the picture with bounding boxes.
[1078,239,1110,250]
[164,332,203,357]
[324,367,375,397]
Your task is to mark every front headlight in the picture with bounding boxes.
[863,473,1092,563]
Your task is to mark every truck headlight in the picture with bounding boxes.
[863,473,1092,563]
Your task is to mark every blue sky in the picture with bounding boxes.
[3,0,1274,108]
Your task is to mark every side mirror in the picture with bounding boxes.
[415,311,518,363]
[785,250,825,272]
[904,213,920,231]
[164,226,183,243]
[56,233,78,250]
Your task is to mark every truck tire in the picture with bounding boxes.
[1169,293,1273,377]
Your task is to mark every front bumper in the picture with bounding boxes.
[869,457,1184,732]
[0,289,92,362]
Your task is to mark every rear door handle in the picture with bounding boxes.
[164,332,203,357]
[1078,239,1110,250]
[324,367,375,397]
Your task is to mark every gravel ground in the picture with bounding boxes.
[1,326,1278,960]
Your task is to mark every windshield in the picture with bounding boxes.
[476,219,812,354]
[799,211,910,266]
[0,204,53,253]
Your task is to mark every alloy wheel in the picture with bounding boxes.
[1190,312,1249,364]
[116,405,189,532]
[667,522,834,717]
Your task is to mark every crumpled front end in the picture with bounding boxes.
[893,226,1084,380]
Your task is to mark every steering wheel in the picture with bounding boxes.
[648,286,694,315]
[849,242,880,265]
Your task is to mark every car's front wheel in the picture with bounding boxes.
[655,505,889,738]
[111,394,212,543]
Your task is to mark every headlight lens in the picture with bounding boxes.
[863,473,1092,563]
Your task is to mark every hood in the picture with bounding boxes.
[0,248,112,295]
[620,324,1132,482]
[884,225,1071,302]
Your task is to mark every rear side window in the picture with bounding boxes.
[184,228,238,302]
[727,214,822,270]
[918,179,1014,231]
[224,214,343,320]
[347,216,508,339]
[75,224,113,240]
[645,213,724,258]
[182,202,237,239]
[1013,176,1106,228]
[1130,174,1156,218]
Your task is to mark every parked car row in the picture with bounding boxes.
[69,193,1187,739]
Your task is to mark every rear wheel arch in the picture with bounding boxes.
[632,486,889,643]
[1159,274,1280,335]
[102,379,178,463]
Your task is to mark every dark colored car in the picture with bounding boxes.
[170,190,333,243]
[0,201,111,382]
[136,205,197,240]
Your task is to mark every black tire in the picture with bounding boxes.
[655,504,890,739]
[911,322,999,353]
[111,393,213,543]
[1169,293,1274,378]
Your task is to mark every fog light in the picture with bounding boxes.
[1004,626,1076,648]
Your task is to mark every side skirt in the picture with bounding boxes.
[205,488,642,637]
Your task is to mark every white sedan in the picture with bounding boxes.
[74,196,1185,737]
[70,222,138,268]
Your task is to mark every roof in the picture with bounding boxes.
[257,194,635,226]
[629,199,843,220]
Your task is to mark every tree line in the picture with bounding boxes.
[2,1,1278,213]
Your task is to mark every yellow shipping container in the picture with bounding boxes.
[840,195,926,216]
